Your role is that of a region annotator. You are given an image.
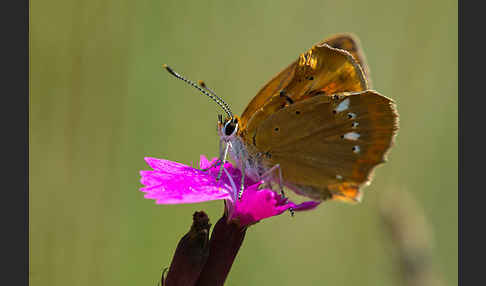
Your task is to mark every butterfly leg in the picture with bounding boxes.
[260,164,284,196]
[200,159,222,172]
[238,155,246,200]
[216,141,230,181]
[260,164,294,217]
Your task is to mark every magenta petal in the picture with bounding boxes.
[140,157,232,204]
[231,185,321,226]
[139,156,321,224]
[232,184,291,226]
[198,155,212,170]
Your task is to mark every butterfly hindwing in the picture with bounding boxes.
[252,91,398,201]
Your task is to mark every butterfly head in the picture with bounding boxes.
[218,115,240,141]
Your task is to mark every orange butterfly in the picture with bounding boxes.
[165,33,399,205]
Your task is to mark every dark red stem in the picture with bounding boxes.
[195,215,247,286]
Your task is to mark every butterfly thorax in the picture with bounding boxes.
[218,116,268,182]
[227,134,266,182]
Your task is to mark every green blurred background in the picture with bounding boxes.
[30,0,457,285]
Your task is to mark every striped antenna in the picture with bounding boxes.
[198,80,233,119]
[163,64,233,118]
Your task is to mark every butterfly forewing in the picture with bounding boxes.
[251,91,398,201]
[283,43,367,99]
[321,33,372,87]
[241,42,367,132]
[240,61,297,128]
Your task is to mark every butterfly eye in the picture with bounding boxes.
[224,120,238,136]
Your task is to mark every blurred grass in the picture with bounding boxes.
[30,0,457,285]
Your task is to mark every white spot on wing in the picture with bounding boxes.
[344,132,360,140]
[353,145,360,153]
[336,174,343,180]
[352,122,359,128]
[335,98,350,112]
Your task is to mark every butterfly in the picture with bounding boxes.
[164,33,399,204]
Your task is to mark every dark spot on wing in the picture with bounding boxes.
[279,90,294,105]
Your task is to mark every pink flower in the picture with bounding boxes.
[140,155,320,226]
